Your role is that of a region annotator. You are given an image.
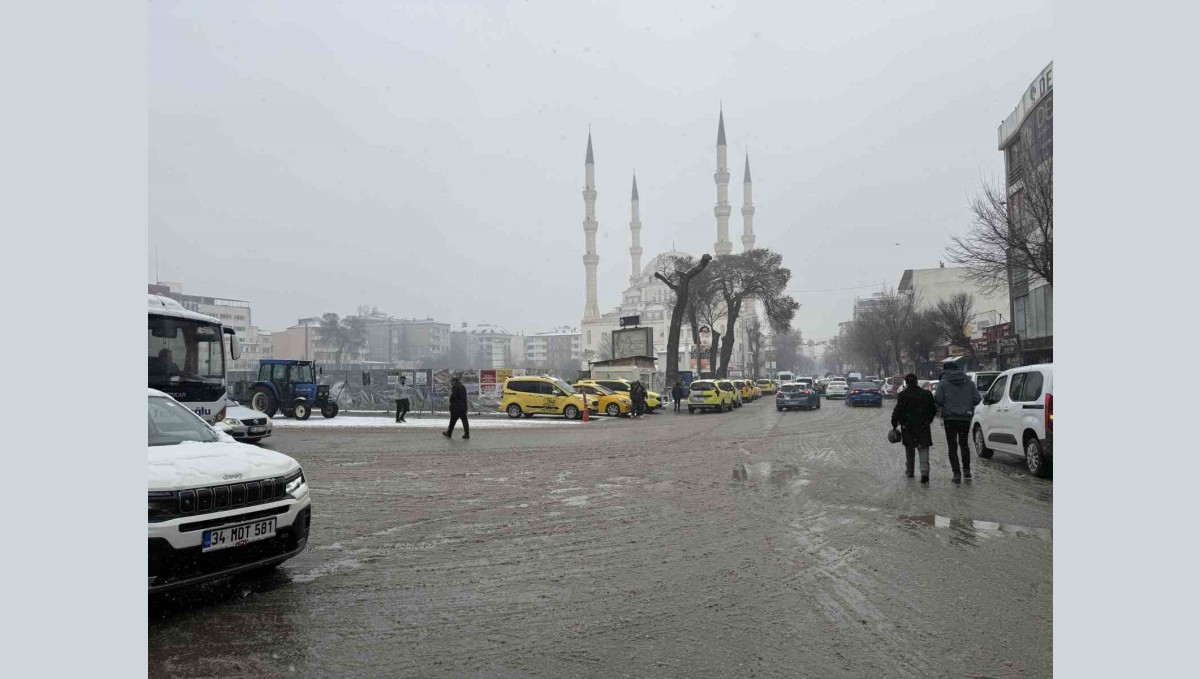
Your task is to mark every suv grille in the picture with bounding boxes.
[239,417,268,426]
[149,473,294,522]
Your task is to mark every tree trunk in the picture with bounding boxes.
[657,255,713,387]
[719,299,742,378]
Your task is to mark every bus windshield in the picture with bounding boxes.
[148,315,225,387]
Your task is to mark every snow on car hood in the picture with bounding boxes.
[226,403,269,421]
[148,440,299,491]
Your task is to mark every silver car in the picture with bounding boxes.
[221,400,273,443]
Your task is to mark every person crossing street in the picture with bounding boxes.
[672,380,686,413]
[443,374,470,439]
[394,374,411,423]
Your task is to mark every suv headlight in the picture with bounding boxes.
[285,470,307,497]
[223,417,241,426]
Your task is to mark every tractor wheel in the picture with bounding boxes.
[294,402,311,420]
[321,403,339,419]
[251,387,278,418]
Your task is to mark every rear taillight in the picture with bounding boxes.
[1045,393,1053,432]
[850,390,862,395]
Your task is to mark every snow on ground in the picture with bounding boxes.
[270,415,609,429]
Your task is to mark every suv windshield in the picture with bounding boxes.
[148,396,219,446]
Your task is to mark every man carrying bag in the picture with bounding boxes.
[891,373,938,483]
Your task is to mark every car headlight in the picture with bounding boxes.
[285,470,307,496]
[223,417,241,426]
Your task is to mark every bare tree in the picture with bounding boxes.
[904,308,941,376]
[947,158,1053,294]
[317,312,368,368]
[861,288,917,372]
[655,253,713,387]
[594,333,613,362]
[931,292,978,362]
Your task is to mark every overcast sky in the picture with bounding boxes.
[149,0,1052,339]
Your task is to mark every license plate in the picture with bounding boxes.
[202,518,276,552]
[249,426,267,434]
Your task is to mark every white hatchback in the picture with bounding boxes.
[970,364,1054,478]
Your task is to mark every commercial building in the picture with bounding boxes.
[523,327,583,371]
[452,323,515,369]
[361,314,451,364]
[998,61,1053,365]
[269,318,367,366]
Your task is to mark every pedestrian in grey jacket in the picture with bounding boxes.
[934,361,982,483]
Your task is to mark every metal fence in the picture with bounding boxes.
[227,367,505,415]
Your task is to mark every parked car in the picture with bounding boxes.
[846,381,883,407]
[573,382,632,417]
[688,379,733,413]
[221,399,273,444]
[148,389,311,594]
[882,376,905,398]
[734,379,755,402]
[825,379,849,399]
[719,380,743,408]
[578,378,662,412]
[971,364,1053,478]
[755,379,777,395]
[777,382,821,411]
[501,376,594,419]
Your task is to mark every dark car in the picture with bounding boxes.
[776,383,821,411]
[845,381,883,407]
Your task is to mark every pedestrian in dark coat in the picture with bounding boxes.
[672,381,686,413]
[934,360,982,483]
[891,373,937,483]
[443,375,469,439]
[630,380,646,418]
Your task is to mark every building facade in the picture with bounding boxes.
[452,323,515,369]
[998,61,1053,365]
[523,327,582,368]
[363,315,451,364]
[269,318,367,366]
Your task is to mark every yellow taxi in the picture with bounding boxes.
[686,379,733,413]
[573,382,632,417]
[756,379,777,395]
[735,379,755,402]
[500,375,595,419]
[577,378,662,411]
[719,379,743,408]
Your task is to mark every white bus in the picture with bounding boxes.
[147,294,241,423]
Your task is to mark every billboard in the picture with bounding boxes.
[612,327,654,358]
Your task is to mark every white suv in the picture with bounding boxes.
[148,389,312,593]
[970,364,1053,478]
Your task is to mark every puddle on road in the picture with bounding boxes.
[900,514,1051,542]
[732,462,811,490]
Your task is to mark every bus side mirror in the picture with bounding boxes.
[229,334,241,361]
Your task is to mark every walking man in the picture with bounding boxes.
[394,374,411,423]
[934,360,982,483]
[672,380,685,413]
[630,380,646,418]
[891,373,937,483]
[443,374,470,439]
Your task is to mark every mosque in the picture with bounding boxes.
[579,109,759,378]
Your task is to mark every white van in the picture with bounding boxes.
[970,364,1053,478]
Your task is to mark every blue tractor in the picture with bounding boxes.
[249,359,339,420]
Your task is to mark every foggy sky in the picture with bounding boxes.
[149,0,1052,340]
